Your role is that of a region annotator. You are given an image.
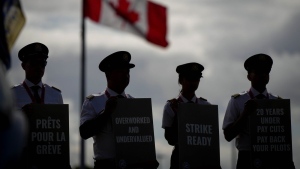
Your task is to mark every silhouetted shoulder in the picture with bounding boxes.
[11,83,22,89]
[231,93,240,99]
[231,91,247,99]
[199,97,207,101]
[51,86,61,92]
[86,95,95,100]
[126,94,134,98]
[269,93,283,99]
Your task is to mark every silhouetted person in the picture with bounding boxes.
[80,51,136,169]
[11,42,65,169]
[162,62,211,169]
[222,54,295,169]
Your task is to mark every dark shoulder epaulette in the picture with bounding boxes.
[199,97,207,101]
[231,93,240,98]
[86,95,95,100]
[51,86,61,92]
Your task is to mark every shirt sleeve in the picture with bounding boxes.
[222,97,240,130]
[204,100,212,105]
[58,93,63,104]
[162,102,175,128]
[80,99,97,126]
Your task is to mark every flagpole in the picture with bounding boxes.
[80,0,86,168]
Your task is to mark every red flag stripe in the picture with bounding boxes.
[146,1,168,47]
[84,0,168,48]
[85,0,101,22]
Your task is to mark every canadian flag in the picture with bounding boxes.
[84,0,168,47]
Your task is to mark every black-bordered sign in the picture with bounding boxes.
[178,104,221,169]
[27,104,70,168]
[250,99,294,169]
[112,98,157,169]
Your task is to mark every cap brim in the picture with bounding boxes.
[19,53,48,61]
[129,63,135,69]
[101,63,135,72]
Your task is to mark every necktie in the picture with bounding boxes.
[187,101,194,103]
[117,95,125,98]
[31,86,42,103]
[256,94,266,99]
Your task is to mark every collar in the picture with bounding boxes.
[250,86,268,97]
[106,87,126,98]
[24,79,43,88]
[179,94,197,103]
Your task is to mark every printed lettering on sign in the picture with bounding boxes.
[250,100,293,168]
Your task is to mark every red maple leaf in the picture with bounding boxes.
[109,0,139,24]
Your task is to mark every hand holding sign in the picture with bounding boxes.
[22,103,37,118]
[244,99,258,116]
[168,98,179,114]
[104,96,118,115]
[112,98,157,168]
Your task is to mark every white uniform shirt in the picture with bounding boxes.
[162,94,211,129]
[11,79,63,109]
[222,87,280,151]
[80,88,133,160]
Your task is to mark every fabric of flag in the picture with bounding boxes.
[1,0,26,69]
[84,0,168,48]
[0,0,10,69]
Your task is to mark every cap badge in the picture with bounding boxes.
[192,64,198,71]
[123,54,129,61]
[259,55,266,61]
[35,44,43,52]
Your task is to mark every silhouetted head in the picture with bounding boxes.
[19,42,48,84]
[99,51,135,93]
[244,53,273,74]
[176,62,204,93]
[245,53,273,91]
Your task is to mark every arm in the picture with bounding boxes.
[163,99,179,146]
[223,99,257,142]
[59,93,63,104]
[79,110,110,140]
[223,112,248,142]
[164,126,178,146]
[79,96,118,140]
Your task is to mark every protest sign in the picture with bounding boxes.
[27,104,69,168]
[178,104,220,169]
[112,98,157,169]
[250,99,293,169]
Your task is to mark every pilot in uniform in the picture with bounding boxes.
[222,53,295,169]
[11,42,65,169]
[162,62,211,169]
[80,51,135,169]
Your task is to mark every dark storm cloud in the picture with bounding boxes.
[269,11,300,54]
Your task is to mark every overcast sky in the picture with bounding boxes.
[6,0,300,168]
